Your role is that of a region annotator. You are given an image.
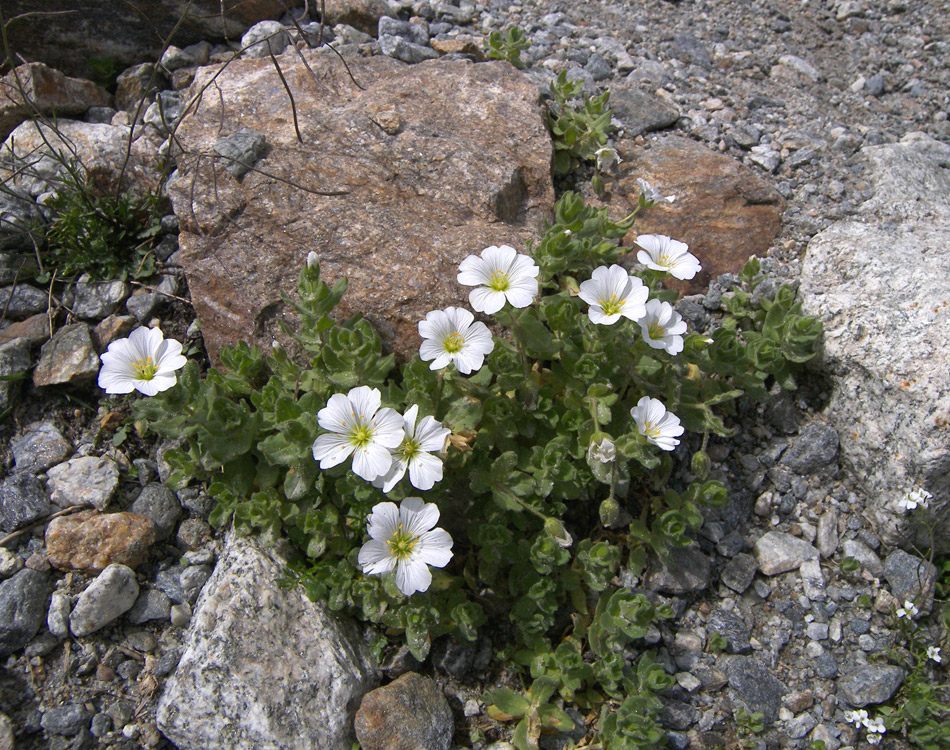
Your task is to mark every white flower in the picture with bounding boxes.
[306,251,319,268]
[588,436,616,464]
[418,307,494,374]
[578,264,649,325]
[457,245,540,315]
[594,146,621,171]
[358,497,453,596]
[374,405,451,493]
[630,396,684,452]
[865,716,886,734]
[927,645,942,663]
[898,487,932,512]
[311,386,405,482]
[867,734,882,745]
[637,178,675,205]
[635,234,702,280]
[845,709,869,727]
[637,298,687,355]
[97,326,187,397]
[896,600,919,619]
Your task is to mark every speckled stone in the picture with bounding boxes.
[355,672,453,750]
[46,510,157,573]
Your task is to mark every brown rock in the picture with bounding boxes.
[46,510,157,573]
[602,135,785,294]
[32,323,99,387]
[355,672,453,750]
[92,314,138,351]
[431,36,485,59]
[0,312,54,346]
[0,62,112,140]
[168,53,553,363]
[321,0,394,35]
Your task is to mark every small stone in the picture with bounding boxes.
[213,129,267,178]
[70,563,139,637]
[816,510,839,558]
[11,421,70,473]
[47,591,71,638]
[883,549,937,615]
[70,274,129,319]
[841,539,883,577]
[355,672,453,750]
[175,518,212,550]
[115,63,168,111]
[0,472,50,532]
[90,713,112,738]
[41,704,93,736]
[32,323,99,387]
[116,659,142,681]
[838,665,904,707]
[92,314,137,350]
[806,622,829,640]
[155,564,185,603]
[126,588,172,624]
[754,531,819,575]
[749,145,781,173]
[378,35,439,64]
[431,636,475,678]
[799,559,827,602]
[0,284,48,318]
[0,547,20,578]
[46,455,119,511]
[180,564,212,605]
[777,54,822,81]
[786,712,818,739]
[814,652,838,679]
[866,73,886,97]
[0,338,30,412]
[169,602,191,627]
[781,423,839,474]
[46,510,157,573]
[707,609,751,654]
[720,553,758,593]
[724,657,785,725]
[783,690,814,713]
[644,545,711,594]
[130,483,181,541]
[585,53,613,81]
[0,313,53,346]
[241,20,290,59]
[0,568,51,656]
[676,672,702,692]
[378,17,428,44]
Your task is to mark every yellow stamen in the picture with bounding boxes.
[488,269,510,292]
[132,356,157,380]
[443,331,465,353]
[598,294,625,317]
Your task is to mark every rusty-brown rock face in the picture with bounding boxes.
[46,510,157,573]
[167,53,554,362]
[604,135,785,294]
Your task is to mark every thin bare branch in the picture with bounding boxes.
[268,52,303,144]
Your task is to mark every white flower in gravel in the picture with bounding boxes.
[418,307,494,374]
[374,405,451,493]
[578,264,649,325]
[867,734,882,745]
[637,177,675,206]
[865,716,886,735]
[630,396,684,452]
[638,298,687,355]
[97,326,187,397]
[896,600,919,619]
[457,244,539,314]
[927,645,942,663]
[635,234,702,280]
[898,487,932,512]
[312,386,404,482]
[594,146,622,171]
[845,709,869,726]
[358,497,453,596]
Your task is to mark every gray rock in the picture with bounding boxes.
[431,637,474,678]
[644,545,711,594]
[125,274,180,322]
[608,84,680,138]
[841,538,883,577]
[838,665,904,707]
[378,17,428,45]
[213,129,267,178]
[0,568,51,657]
[46,455,120,512]
[671,34,711,68]
[47,591,71,638]
[748,145,781,173]
[0,186,44,250]
[156,532,378,749]
[70,274,129,319]
[658,698,700,731]
[777,54,822,81]
[786,712,818,739]
[378,35,439,64]
[130,483,181,540]
[799,559,826,602]
[584,53,613,81]
[0,547,21,578]
[723,656,785,724]
[720,553,758,593]
[69,564,140,637]
[0,472,50,532]
[0,337,30,412]
[765,390,801,435]
[241,20,290,59]
[754,531,819,575]
[781,423,839,474]
[883,549,937,615]
[11,421,70,473]
[127,588,172,624]
[816,510,839,558]
[813,652,838,679]
[354,672,452,750]
[866,73,886,97]
[800,133,950,551]
[707,609,751,654]
[170,602,192,627]
[32,323,99,387]
[160,45,196,71]
[0,283,48,318]
[180,565,212,605]
[115,62,168,111]
[144,91,185,135]
[41,704,93,736]
[90,713,113,738]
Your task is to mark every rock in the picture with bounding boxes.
[0,338,31,414]
[838,665,904,707]
[780,423,839,474]
[92,314,137,350]
[46,455,120,511]
[46,510,157,573]
[883,549,937,615]
[754,531,818,575]
[0,472,50,532]
[0,547,21,578]
[671,34,711,68]
[723,656,785,725]
[69,564,140,636]
[354,672,453,750]
[11,420,70,473]
[748,145,781,173]
[865,72,886,97]
[605,135,784,295]
[643,544,711,594]
[799,559,826,602]
[161,45,197,71]
[706,609,751,654]
[608,83,680,137]
[40,704,93,736]
[127,588,173,624]
[2,0,290,80]
[130,483,181,540]
[378,35,439,64]
[168,54,552,363]
[322,0,394,35]
[841,538,883,577]
[0,186,44,251]
[212,129,267,178]
[800,134,950,551]
[720,552,757,593]
[816,510,838,558]
[241,20,290,58]
[47,591,71,638]
[156,532,378,750]
[775,54,823,82]
[1,119,163,197]
[32,322,100,387]
[0,312,54,346]
[180,565,212,605]
[0,284,48,318]
[0,62,111,140]
[378,17,428,45]
[0,568,51,657]
[115,62,169,112]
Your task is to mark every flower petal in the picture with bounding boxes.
[418,528,453,567]
[395,558,431,595]
[366,501,400,540]
[408,451,443,490]
[312,432,355,468]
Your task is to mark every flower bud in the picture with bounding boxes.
[691,450,711,480]
[588,434,616,464]
[306,251,319,269]
[544,517,573,548]
[599,496,620,527]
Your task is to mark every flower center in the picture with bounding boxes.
[488,270,510,292]
[643,421,660,438]
[132,356,158,380]
[349,422,375,448]
[599,294,625,317]
[400,438,420,461]
[387,525,418,560]
[657,254,672,267]
[443,331,465,354]
[648,322,666,340]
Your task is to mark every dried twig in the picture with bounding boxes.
[0,504,91,547]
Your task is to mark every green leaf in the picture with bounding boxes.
[489,688,530,718]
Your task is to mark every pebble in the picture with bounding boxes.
[11,421,71,473]
[69,564,140,637]
[70,274,129,319]
[707,609,752,654]
[47,591,71,638]
[781,423,839,474]
[838,664,905,707]
[180,564,212,605]
[130,482,181,540]
[754,531,819,575]
[32,322,100,386]
[0,568,51,657]
[0,548,21,578]
[46,455,119,511]
[354,672,453,750]
[799,559,826,602]
[40,704,93,736]
[883,549,937,615]
[46,510,157,573]
[815,510,838,558]
[127,588,172,624]
[0,472,51,532]
[213,129,267,178]
[841,538,883,577]
[241,20,290,58]
[169,602,191,627]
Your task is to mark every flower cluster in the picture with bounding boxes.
[898,486,933,512]
[896,599,920,619]
[845,710,886,744]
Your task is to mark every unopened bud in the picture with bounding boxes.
[306,251,319,269]
[588,435,616,464]
[691,450,711,480]
[544,517,573,548]
[599,496,620,527]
